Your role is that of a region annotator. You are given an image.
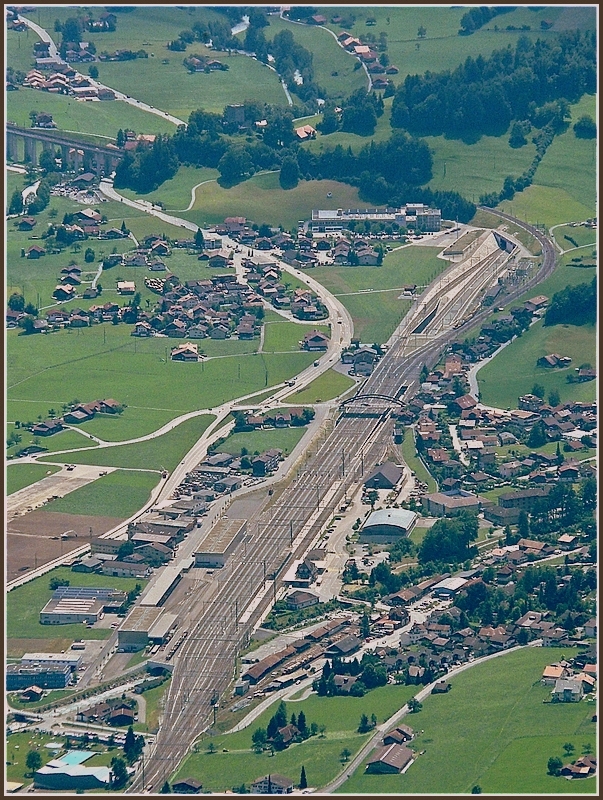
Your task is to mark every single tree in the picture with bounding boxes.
[547,756,563,776]
[88,64,99,80]
[9,188,24,214]
[206,741,217,754]
[251,727,267,753]
[111,756,128,787]
[160,781,171,793]
[340,748,352,762]
[563,742,575,756]
[360,611,371,639]
[299,765,307,789]
[26,750,42,775]
[408,698,422,713]
[471,786,482,794]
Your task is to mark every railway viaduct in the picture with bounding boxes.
[6,124,124,177]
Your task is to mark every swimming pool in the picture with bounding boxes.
[57,750,94,766]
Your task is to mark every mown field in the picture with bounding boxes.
[310,244,446,343]
[6,425,98,461]
[262,320,329,353]
[216,427,308,458]
[172,683,417,791]
[477,320,596,409]
[552,224,597,253]
[43,468,160,517]
[6,86,177,140]
[119,165,220,210]
[38,414,213,471]
[6,463,61,495]
[290,369,356,404]
[6,565,147,642]
[499,94,597,227]
[182,171,364,232]
[339,646,596,795]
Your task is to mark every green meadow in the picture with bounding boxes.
[290,369,356,404]
[119,165,220,211]
[477,320,596,409]
[6,566,147,642]
[43,468,160,517]
[173,683,417,791]
[182,172,363,231]
[216,427,308,458]
[552,225,597,252]
[6,424,98,461]
[310,245,445,342]
[339,646,596,794]
[39,415,214,471]
[6,463,61,495]
[6,86,176,140]
[262,320,330,353]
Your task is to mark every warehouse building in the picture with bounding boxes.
[7,663,72,690]
[194,518,247,568]
[117,606,178,652]
[359,508,417,544]
[309,204,441,234]
[39,586,127,624]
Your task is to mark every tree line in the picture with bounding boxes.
[544,277,596,326]
[391,32,596,140]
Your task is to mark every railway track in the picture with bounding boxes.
[131,211,557,791]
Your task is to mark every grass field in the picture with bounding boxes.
[43,468,160,517]
[6,424,98,461]
[262,320,329,353]
[7,318,318,439]
[310,245,444,342]
[119,165,220,210]
[6,565,147,642]
[529,94,597,215]
[5,730,61,787]
[39,414,213,471]
[499,185,595,231]
[216,427,308,458]
[95,51,286,120]
[6,86,177,140]
[477,320,596,409]
[339,646,596,794]
[181,171,363,231]
[398,429,437,493]
[7,463,61,495]
[133,678,171,734]
[173,683,417,791]
[261,14,368,100]
[290,369,356,403]
[553,224,597,252]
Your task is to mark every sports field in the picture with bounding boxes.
[339,646,596,794]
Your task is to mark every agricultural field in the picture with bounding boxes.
[6,463,61,495]
[6,86,177,140]
[290,369,356,404]
[172,683,417,792]
[6,565,147,643]
[339,646,596,794]
[42,468,160,517]
[477,319,596,410]
[552,224,597,253]
[38,414,214,471]
[181,172,364,232]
